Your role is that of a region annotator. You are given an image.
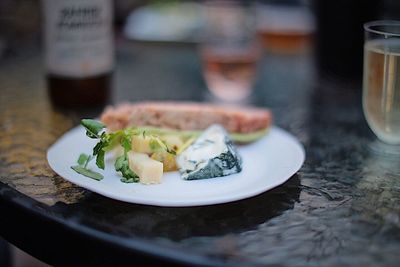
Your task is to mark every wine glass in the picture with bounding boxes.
[363,21,400,154]
[200,1,260,103]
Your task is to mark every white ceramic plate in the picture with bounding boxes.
[47,126,305,207]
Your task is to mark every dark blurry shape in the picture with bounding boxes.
[12,246,51,267]
[200,1,260,103]
[383,0,400,20]
[0,0,40,58]
[114,0,146,26]
[42,0,114,108]
[314,0,381,81]
[47,74,111,108]
[69,175,301,241]
[0,238,10,267]
[256,0,315,54]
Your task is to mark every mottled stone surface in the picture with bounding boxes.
[0,54,86,205]
[1,42,400,266]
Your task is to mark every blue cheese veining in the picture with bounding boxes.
[177,125,242,180]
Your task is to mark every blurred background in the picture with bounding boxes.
[1,0,398,86]
[0,0,399,266]
[0,0,398,89]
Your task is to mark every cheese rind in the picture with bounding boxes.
[128,152,163,184]
[177,125,242,180]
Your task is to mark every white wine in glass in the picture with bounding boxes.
[363,21,400,150]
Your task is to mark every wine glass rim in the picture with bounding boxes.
[364,20,400,37]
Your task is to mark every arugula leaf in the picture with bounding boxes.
[121,129,133,152]
[77,153,89,166]
[148,136,176,155]
[114,154,125,170]
[93,141,105,156]
[71,165,104,181]
[72,153,102,180]
[162,139,176,155]
[77,153,93,168]
[96,150,106,170]
[120,177,137,183]
[92,132,114,170]
[92,141,106,169]
[115,154,139,182]
[103,131,123,152]
[81,119,105,138]
[149,139,161,151]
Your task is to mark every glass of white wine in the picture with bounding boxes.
[363,21,400,153]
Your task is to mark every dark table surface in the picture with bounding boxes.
[1,39,400,267]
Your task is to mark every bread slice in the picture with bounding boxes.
[100,102,272,137]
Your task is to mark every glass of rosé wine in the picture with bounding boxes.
[200,1,260,103]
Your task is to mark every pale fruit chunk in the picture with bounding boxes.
[151,151,177,172]
[128,152,163,184]
[162,135,184,152]
[131,135,153,154]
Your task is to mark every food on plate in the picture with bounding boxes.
[100,101,272,143]
[177,125,242,180]
[150,151,178,171]
[71,119,178,184]
[70,101,272,185]
[128,152,163,184]
[71,153,104,181]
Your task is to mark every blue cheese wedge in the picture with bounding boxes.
[177,125,242,180]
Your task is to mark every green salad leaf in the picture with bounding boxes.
[121,129,133,152]
[71,166,104,181]
[115,154,139,183]
[77,153,89,166]
[114,128,138,182]
[92,134,110,170]
[147,135,176,155]
[71,153,104,181]
[81,119,106,138]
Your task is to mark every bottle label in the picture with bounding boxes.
[43,0,113,78]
